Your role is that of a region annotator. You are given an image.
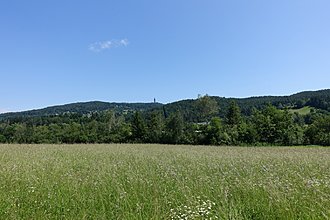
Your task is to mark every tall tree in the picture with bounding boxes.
[305,115,330,146]
[251,105,294,144]
[226,100,242,126]
[206,117,226,145]
[195,95,219,122]
[131,112,147,142]
[165,111,184,144]
[147,111,164,143]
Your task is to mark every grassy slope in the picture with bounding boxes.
[289,106,313,115]
[0,144,329,219]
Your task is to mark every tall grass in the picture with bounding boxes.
[0,144,329,219]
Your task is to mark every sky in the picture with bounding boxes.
[1,0,330,112]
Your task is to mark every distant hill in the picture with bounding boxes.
[162,89,330,121]
[0,101,163,120]
[1,89,329,121]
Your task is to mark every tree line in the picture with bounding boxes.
[0,98,329,146]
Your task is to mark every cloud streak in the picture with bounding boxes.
[89,39,129,52]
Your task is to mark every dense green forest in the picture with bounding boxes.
[0,101,162,119]
[0,89,329,146]
[1,89,329,120]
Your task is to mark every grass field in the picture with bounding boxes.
[0,144,329,219]
[289,106,313,115]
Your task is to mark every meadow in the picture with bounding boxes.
[0,144,329,219]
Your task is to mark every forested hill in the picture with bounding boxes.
[0,101,163,119]
[1,89,330,146]
[1,89,329,120]
[162,89,330,121]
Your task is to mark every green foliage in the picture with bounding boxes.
[0,103,326,146]
[226,100,242,126]
[195,95,219,122]
[146,111,165,143]
[1,89,329,124]
[285,124,305,146]
[237,121,258,144]
[164,111,185,144]
[0,92,330,146]
[131,112,147,142]
[0,101,162,120]
[251,105,296,145]
[206,117,224,145]
[305,115,330,146]
[162,89,330,121]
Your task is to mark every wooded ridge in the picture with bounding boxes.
[1,89,329,120]
[0,89,329,146]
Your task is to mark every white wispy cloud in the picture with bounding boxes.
[89,39,129,52]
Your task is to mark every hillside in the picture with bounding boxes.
[162,89,330,121]
[0,101,163,120]
[1,89,329,121]
[1,89,330,146]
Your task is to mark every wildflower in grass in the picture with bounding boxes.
[169,197,218,220]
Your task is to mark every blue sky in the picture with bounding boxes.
[1,0,330,112]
